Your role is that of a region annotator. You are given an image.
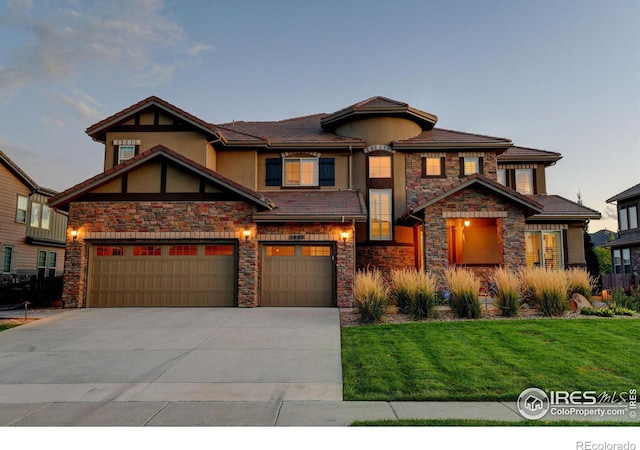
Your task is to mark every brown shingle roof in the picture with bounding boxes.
[498,146,562,164]
[606,182,640,203]
[85,96,220,142]
[0,149,58,195]
[253,190,367,222]
[527,195,601,221]
[49,145,274,211]
[393,128,513,149]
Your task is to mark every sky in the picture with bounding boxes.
[0,0,638,233]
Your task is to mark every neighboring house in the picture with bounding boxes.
[49,96,601,308]
[602,183,640,289]
[0,150,67,283]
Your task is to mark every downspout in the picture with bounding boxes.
[348,146,353,190]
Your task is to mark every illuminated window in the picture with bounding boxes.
[525,231,563,269]
[133,246,161,256]
[301,246,331,257]
[423,157,444,177]
[283,158,318,186]
[463,157,480,175]
[96,246,125,256]
[370,189,392,240]
[515,169,534,195]
[368,156,391,178]
[265,246,295,257]
[169,245,198,256]
[205,245,234,256]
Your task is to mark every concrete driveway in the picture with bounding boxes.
[0,308,343,404]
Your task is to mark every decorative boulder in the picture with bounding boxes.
[569,293,591,311]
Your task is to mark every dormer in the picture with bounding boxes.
[496,146,562,195]
[86,96,221,172]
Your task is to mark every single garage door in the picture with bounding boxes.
[88,243,236,307]
[262,244,334,307]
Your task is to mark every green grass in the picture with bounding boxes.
[0,324,20,332]
[341,319,640,401]
[352,419,640,426]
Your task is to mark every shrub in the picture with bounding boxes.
[519,267,568,317]
[608,303,636,316]
[580,307,614,318]
[609,288,640,312]
[566,267,594,299]
[354,270,390,324]
[488,268,520,317]
[389,268,438,319]
[443,266,482,319]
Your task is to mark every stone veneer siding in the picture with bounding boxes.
[422,187,526,273]
[257,222,355,308]
[62,201,258,308]
[405,152,498,209]
[356,244,415,273]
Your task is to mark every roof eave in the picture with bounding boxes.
[253,214,367,223]
[393,141,513,150]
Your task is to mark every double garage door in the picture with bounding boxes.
[88,243,236,307]
[88,243,334,307]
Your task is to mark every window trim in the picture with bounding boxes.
[16,195,28,224]
[525,230,564,270]
[619,204,638,231]
[117,145,136,165]
[422,156,445,178]
[461,156,483,176]
[2,246,14,274]
[514,169,534,195]
[613,248,632,274]
[282,157,319,187]
[369,189,393,241]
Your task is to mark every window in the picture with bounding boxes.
[132,246,161,256]
[613,248,632,274]
[96,246,125,256]
[30,203,41,228]
[301,246,331,257]
[369,156,391,178]
[462,157,481,175]
[619,205,638,231]
[169,245,198,256]
[422,157,444,177]
[265,246,295,257]
[47,251,57,278]
[283,158,318,186]
[2,246,13,274]
[41,205,51,230]
[515,169,534,195]
[497,169,506,186]
[37,250,47,278]
[205,245,234,256]
[118,145,135,164]
[525,231,563,270]
[16,195,28,223]
[369,189,392,240]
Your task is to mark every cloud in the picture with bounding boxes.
[0,0,215,95]
[47,88,102,123]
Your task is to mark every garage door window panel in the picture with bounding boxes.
[133,246,162,256]
[205,245,234,256]
[169,245,198,256]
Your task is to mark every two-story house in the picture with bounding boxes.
[50,96,600,308]
[1,150,67,283]
[602,182,640,289]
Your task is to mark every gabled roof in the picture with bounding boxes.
[85,96,221,143]
[498,146,562,164]
[400,173,544,222]
[601,233,640,248]
[253,190,367,222]
[0,149,58,195]
[217,114,364,148]
[607,182,640,203]
[526,195,601,221]
[393,128,513,150]
[320,96,438,131]
[49,145,274,211]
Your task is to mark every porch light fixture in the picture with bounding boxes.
[340,231,349,242]
[243,229,251,240]
[464,220,471,227]
[70,229,78,241]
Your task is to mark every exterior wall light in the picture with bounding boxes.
[243,229,251,240]
[71,229,78,241]
[340,231,349,242]
[464,220,471,227]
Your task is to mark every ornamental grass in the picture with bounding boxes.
[354,269,390,324]
[519,267,568,317]
[488,267,520,317]
[443,266,482,319]
[389,268,438,319]
[566,267,594,299]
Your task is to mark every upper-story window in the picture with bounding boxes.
[421,156,445,178]
[30,203,41,228]
[368,155,392,178]
[266,157,334,187]
[369,189,392,240]
[619,204,638,231]
[28,202,50,229]
[461,156,483,176]
[284,157,318,186]
[497,167,536,195]
[16,195,28,223]
[118,145,136,164]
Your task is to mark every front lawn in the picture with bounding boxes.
[341,319,640,401]
[0,324,20,332]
